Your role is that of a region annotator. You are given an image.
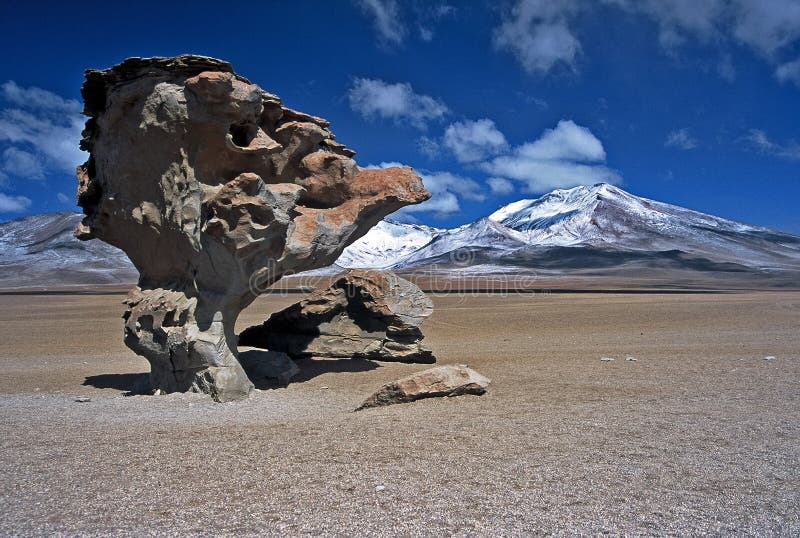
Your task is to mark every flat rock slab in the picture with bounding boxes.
[355,365,490,411]
[239,269,435,363]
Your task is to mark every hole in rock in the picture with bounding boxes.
[229,122,258,148]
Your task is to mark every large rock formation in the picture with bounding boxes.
[355,365,490,411]
[75,55,429,401]
[239,270,435,363]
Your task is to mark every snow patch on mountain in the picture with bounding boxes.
[336,220,442,268]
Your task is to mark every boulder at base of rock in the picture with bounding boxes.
[238,350,299,387]
[355,365,490,411]
[239,270,435,363]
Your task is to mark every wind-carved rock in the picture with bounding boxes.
[239,270,435,363]
[74,55,429,401]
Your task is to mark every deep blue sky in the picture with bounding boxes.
[1,0,799,233]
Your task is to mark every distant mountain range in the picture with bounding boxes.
[1,184,799,288]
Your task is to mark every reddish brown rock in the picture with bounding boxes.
[355,365,491,411]
[75,55,429,401]
[239,269,435,363]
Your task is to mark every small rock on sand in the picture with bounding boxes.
[355,365,490,411]
[74,396,91,403]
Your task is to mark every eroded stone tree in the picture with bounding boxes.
[75,55,429,401]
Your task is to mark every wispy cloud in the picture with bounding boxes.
[731,0,800,58]
[0,192,31,213]
[776,57,800,87]
[493,0,581,74]
[487,176,515,195]
[717,53,737,82]
[745,129,800,160]
[355,1,456,46]
[348,78,448,130]
[443,118,508,163]
[418,27,434,42]
[354,0,406,47]
[605,0,800,82]
[417,136,441,158]
[482,120,620,192]
[604,0,723,51]
[1,81,81,115]
[2,147,45,179]
[416,3,456,43]
[665,128,698,150]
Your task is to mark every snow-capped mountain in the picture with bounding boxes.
[487,183,764,249]
[1,183,799,287]
[337,183,800,273]
[0,212,136,287]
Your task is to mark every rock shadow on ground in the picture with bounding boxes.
[83,372,150,395]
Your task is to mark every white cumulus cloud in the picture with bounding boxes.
[443,118,508,163]
[482,120,620,192]
[493,0,581,74]
[348,78,448,130]
[515,120,606,161]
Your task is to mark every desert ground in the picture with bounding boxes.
[1,288,799,535]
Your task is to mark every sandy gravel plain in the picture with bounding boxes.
[1,288,799,535]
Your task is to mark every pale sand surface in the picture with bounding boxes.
[1,290,799,535]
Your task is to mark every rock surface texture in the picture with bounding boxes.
[239,269,435,363]
[355,365,490,410]
[75,55,429,401]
